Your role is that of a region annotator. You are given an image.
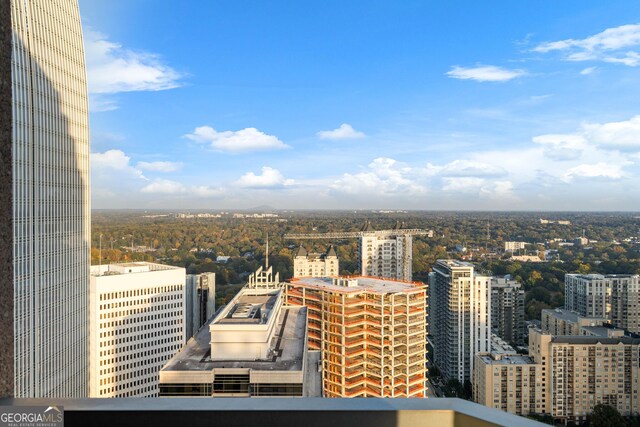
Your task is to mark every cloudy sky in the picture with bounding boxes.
[80,0,640,210]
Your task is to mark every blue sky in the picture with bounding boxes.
[80,0,640,210]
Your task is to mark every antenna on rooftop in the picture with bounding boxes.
[265,233,269,269]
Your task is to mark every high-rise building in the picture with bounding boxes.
[11,0,90,397]
[185,272,216,339]
[359,222,413,281]
[474,326,640,423]
[89,262,186,397]
[285,276,427,398]
[490,277,525,345]
[159,287,321,397]
[565,274,640,333]
[293,245,339,278]
[429,260,491,383]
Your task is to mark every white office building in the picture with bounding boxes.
[89,262,186,397]
[11,0,90,397]
[429,260,491,382]
[359,222,413,281]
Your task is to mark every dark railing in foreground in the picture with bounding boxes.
[0,397,545,427]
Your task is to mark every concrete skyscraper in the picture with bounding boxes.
[11,0,90,397]
[429,260,491,383]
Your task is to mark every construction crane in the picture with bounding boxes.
[284,221,434,282]
[284,221,433,240]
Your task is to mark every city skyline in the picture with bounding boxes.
[80,1,640,210]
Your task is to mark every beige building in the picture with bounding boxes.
[504,241,527,252]
[541,308,608,336]
[293,245,339,278]
[475,326,640,423]
[359,222,414,281]
[285,276,427,398]
[159,287,321,397]
[89,262,186,398]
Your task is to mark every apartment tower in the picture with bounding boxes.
[11,0,90,397]
[490,277,525,345]
[429,260,491,383]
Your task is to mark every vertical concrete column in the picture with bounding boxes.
[0,0,13,398]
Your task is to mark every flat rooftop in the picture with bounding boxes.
[290,276,422,294]
[479,354,535,366]
[90,262,180,277]
[162,305,307,372]
[214,292,278,325]
[552,335,640,345]
[542,308,605,323]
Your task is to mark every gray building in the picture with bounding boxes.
[565,274,640,333]
[429,260,491,383]
[12,0,90,397]
[490,277,525,345]
[185,273,216,340]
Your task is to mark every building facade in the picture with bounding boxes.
[285,276,427,398]
[359,222,414,281]
[474,326,640,423]
[565,274,640,333]
[503,242,527,252]
[185,272,216,339]
[159,287,321,397]
[89,262,186,397]
[541,308,607,336]
[429,260,491,383]
[490,277,525,345]
[293,245,339,278]
[11,0,90,398]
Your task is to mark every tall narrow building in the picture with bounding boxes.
[11,0,90,397]
[490,277,525,345]
[429,260,491,383]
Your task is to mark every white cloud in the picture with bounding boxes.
[91,149,146,180]
[532,134,587,160]
[317,123,366,140]
[427,159,507,177]
[136,161,183,172]
[583,115,640,150]
[441,177,485,192]
[236,167,294,188]
[141,179,187,194]
[185,126,289,152]
[580,66,597,75]
[85,30,183,94]
[332,158,426,196]
[561,163,626,182]
[533,24,640,66]
[446,65,526,82]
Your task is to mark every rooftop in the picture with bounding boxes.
[161,305,307,372]
[289,276,423,294]
[214,292,278,325]
[90,262,180,277]
[479,353,536,366]
[551,335,640,345]
[542,308,605,323]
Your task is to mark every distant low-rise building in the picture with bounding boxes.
[504,241,527,252]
